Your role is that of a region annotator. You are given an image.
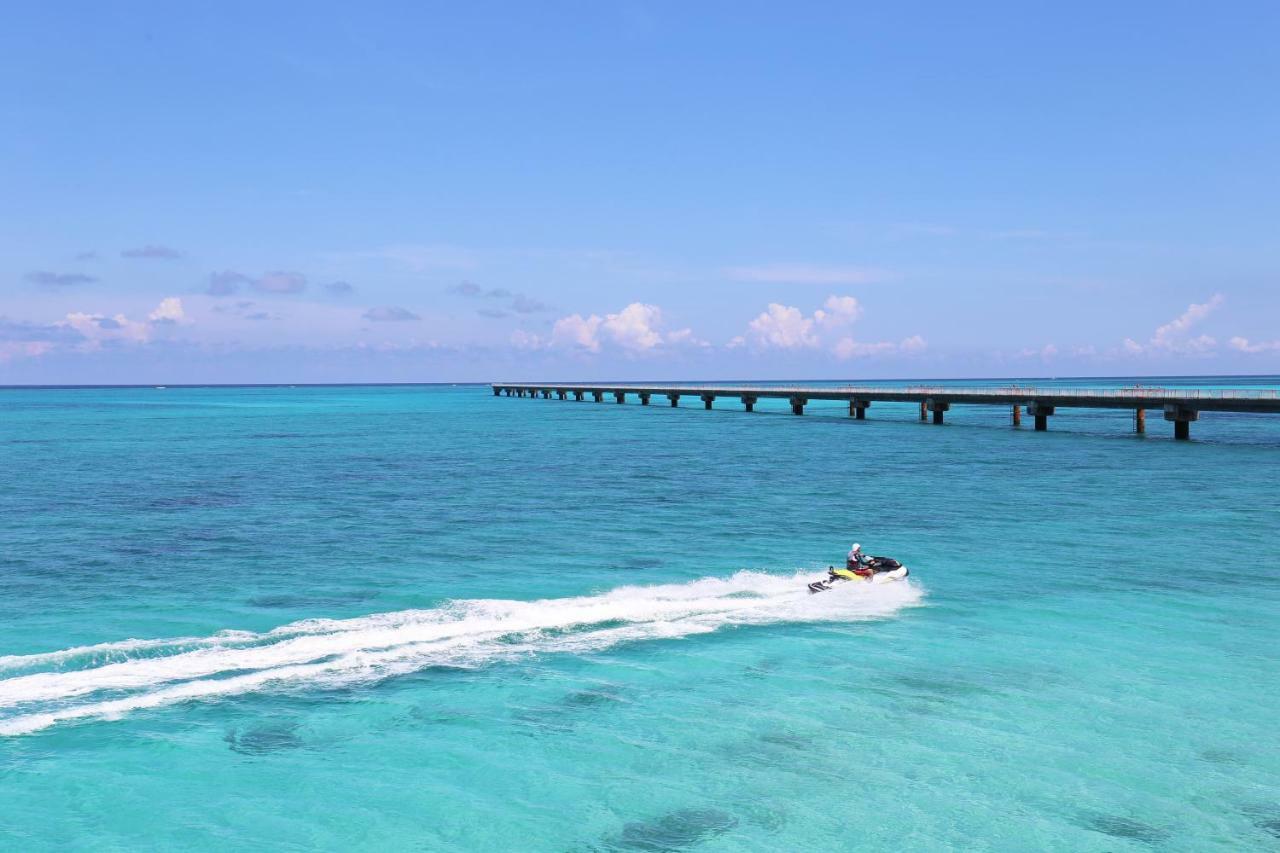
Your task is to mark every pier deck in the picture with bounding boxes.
[491,383,1280,440]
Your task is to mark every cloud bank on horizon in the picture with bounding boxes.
[1,3,1277,382]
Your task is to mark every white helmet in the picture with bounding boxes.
[851,543,861,552]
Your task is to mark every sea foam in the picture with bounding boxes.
[0,571,923,735]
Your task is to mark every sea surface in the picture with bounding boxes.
[1,379,1278,851]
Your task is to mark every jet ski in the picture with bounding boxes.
[808,557,909,593]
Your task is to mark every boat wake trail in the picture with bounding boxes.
[0,571,923,735]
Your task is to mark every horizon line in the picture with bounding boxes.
[3,372,1280,391]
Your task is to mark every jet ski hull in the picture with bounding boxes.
[808,565,908,593]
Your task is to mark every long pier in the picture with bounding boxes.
[491,383,1280,440]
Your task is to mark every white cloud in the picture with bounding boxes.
[665,327,709,348]
[814,295,861,327]
[602,303,664,351]
[1016,344,1058,360]
[551,313,604,352]
[833,334,928,360]
[747,303,818,349]
[1123,294,1224,355]
[543,303,700,354]
[742,295,922,359]
[1230,336,1280,353]
[55,297,189,351]
[510,329,545,350]
[899,334,927,353]
[726,264,888,285]
[833,338,894,359]
[1152,294,1223,347]
[148,297,186,324]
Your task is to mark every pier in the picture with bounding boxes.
[490,383,1280,440]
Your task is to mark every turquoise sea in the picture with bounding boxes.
[2,379,1278,851]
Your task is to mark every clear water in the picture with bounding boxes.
[2,382,1278,850]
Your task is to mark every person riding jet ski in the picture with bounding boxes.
[808,543,909,592]
[846,543,873,577]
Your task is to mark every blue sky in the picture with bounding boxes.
[2,1,1278,383]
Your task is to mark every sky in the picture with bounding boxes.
[2,1,1278,383]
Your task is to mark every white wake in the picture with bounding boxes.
[0,571,923,735]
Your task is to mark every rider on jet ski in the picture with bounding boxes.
[810,543,908,592]
[845,543,874,578]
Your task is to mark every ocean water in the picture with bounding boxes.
[1,380,1278,851]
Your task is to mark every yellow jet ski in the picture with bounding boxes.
[808,557,909,593]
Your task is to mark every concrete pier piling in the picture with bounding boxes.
[1164,405,1197,440]
[494,383,1280,442]
[1027,402,1055,431]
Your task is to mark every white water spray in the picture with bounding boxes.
[0,571,923,735]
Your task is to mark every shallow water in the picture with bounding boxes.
[1,382,1278,850]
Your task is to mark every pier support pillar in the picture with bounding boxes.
[701,393,716,410]
[1012,405,1021,427]
[1134,408,1145,434]
[926,399,949,425]
[919,401,928,422]
[790,396,807,416]
[573,390,584,402]
[639,393,650,406]
[592,391,604,403]
[849,399,869,419]
[1027,403,1055,431]
[614,391,625,404]
[1164,405,1198,441]
[542,390,552,399]
[668,394,680,408]
[742,395,757,412]
[556,390,567,400]
[493,387,501,396]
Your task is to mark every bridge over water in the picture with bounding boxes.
[492,383,1280,440]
